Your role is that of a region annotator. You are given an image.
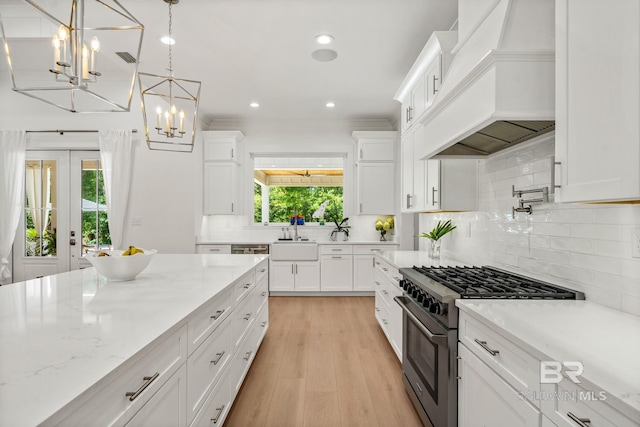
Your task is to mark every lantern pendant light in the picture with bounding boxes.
[0,0,144,113]
[138,0,201,153]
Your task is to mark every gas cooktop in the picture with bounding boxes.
[410,265,585,300]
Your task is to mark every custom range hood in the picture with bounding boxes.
[419,0,556,159]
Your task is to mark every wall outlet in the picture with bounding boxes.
[131,217,143,226]
[633,227,640,259]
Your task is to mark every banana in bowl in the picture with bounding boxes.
[85,247,157,281]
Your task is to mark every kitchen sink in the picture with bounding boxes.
[270,241,318,261]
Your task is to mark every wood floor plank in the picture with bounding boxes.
[264,378,306,427]
[302,391,341,427]
[225,296,423,427]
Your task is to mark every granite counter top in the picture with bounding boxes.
[0,254,267,427]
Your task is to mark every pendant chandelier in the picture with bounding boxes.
[0,1,143,113]
[138,0,201,153]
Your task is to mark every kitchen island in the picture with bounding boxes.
[0,254,269,427]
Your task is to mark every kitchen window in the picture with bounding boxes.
[252,155,345,225]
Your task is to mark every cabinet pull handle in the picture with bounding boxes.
[360,203,363,213]
[243,351,253,361]
[408,106,413,121]
[243,313,252,321]
[211,404,226,424]
[372,257,375,267]
[406,193,413,209]
[382,267,388,272]
[474,339,499,356]
[432,187,438,206]
[231,148,234,159]
[432,75,439,94]
[567,412,591,426]
[260,268,266,273]
[375,281,381,286]
[243,283,251,289]
[261,321,267,327]
[382,319,388,325]
[375,307,380,312]
[261,292,267,297]
[211,351,226,365]
[331,248,342,251]
[382,289,388,295]
[291,264,294,274]
[332,256,343,259]
[208,248,220,252]
[405,108,409,123]
[295,264,298,274]
[125,372,159,401]
[231,202,234,212]
[211,309,225,320]
[360,148,363,160]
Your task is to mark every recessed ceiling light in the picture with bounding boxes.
[315,34,334,45]
[250,102,260,108]
[326,102,335,108]
[160,36,175,45]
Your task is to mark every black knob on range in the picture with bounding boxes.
[429,301,443,315]
[417,292,425,303]
[411,288,420,299]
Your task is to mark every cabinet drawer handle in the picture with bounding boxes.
[243,283,252,289]
[474,339,499,356]
[567,412,591,426]
[375,281,381,287]
[331,248,342,252]
[261,321,267,327]
[125,372,159,401]
[211,351,226,365]
[260,268,266,273]
[432,75,439,94]
[261,292,267,297]
[393,276,400,282]
[375,307,380,312]
[243,350,253,361]
[432,187,438,205]
[382,289,388,295]
[382,319,388,325]
[208,248,220,252]
[211,404,226,424]
[211,309,225,320]
[243,313,252,321]
[406,193,413,209]
[332,256,343,259]
[382,267,388,272]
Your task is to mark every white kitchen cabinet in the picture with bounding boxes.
[541,377,639,427]
[555,0,640,202]
[353,245,397,292]
[425,159,478,211]
[269,260,320,292]
[202,131,243,162]
[204,162,239,215]
[401,124,427,212]
[203,131,244,215]
[374,255,402,360]
[395,31,457,135]
[189,370,231,427]
[458,343,541,427]
[196,244,232,254]
[125,365,187,427]
[352,131,396,162]
[357,162,395,215]
[320,254,353,291]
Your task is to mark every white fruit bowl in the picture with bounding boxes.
[84,248,157,281]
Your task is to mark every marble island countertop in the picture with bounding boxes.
[457,299,640,422]
[0,254,267,427]
[377,250,470,269]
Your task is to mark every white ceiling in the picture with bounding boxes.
[0,0,458,125]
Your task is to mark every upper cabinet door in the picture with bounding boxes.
[555,0,640,202]
[357,163,395,215]
[202,131,244,162]
[353,131,396,162]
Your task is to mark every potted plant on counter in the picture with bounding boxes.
[418,220,456,260]
[326,202,350,241]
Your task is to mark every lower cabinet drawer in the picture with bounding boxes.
[233,270,256,305]
[231,291,256,353]
[255,302,269,347]
[125,364,187,427]
[542,378,639,427]
[375,293,390,335]
[190,369,231,427]
[50,325,188,427]
[187,287,233,355]
[186,317,232,424]
[230,332,257,400]
[459,311,540,404]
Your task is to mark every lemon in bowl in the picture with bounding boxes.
[85,247,157,281]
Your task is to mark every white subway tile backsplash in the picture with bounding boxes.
[419,135,640,315]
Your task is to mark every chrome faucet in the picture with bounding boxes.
[293,208,299,241]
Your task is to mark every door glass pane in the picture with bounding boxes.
[24,160,57,257]
[81,160,111,254]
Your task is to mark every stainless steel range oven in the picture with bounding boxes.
[396,265,585,427]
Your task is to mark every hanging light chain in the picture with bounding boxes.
[168,0,173,76]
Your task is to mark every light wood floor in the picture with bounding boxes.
[224,296,424,427]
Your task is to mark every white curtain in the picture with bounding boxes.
[0,130,26,284]
[99,130,134,250]
[25,163,51,239]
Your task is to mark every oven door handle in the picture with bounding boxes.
[394,296,448,347]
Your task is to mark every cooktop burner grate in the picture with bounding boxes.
[411,265,584,299]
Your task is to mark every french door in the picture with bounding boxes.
[12,150,110,282]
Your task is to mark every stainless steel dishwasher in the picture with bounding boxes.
[230,244,269,254]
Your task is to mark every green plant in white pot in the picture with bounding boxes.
[418,220,456,260]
